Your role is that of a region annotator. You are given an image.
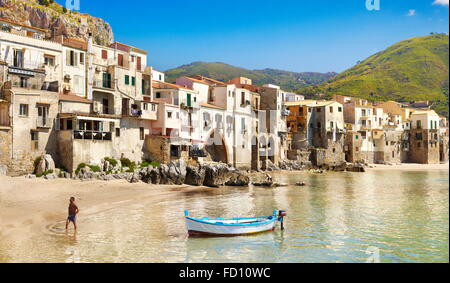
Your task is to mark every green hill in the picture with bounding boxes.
[164,62,337,90]
[297,34,449,116]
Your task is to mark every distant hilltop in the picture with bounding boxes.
[0,0,114,45]
[165,61,338,90]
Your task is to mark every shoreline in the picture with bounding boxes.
[366,163,449,171]
[1,162,447,230]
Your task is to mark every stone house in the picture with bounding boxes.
[0,24,62,175]
[408,110,441,164]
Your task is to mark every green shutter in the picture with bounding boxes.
[125,75,130,85]
[142,79,145,94]
[132,77,136,86]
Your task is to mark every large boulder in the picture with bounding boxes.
[148,168,161,184]
[346,163,366,173]
[167,160,187,185]
[43,154,56,172]
[185,166,206,186]
[225,171,250,186]
[35,158,46,176]
[203,163,235,187]
[157,164,171,184]
[262,160,280,172]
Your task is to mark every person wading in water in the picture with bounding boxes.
[66,197,79,231]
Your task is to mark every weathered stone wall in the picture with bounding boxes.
[0,128,11,170]
[144,135,171,164]
[409,129,440,164]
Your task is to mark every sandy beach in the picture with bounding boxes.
[0,176,208,243]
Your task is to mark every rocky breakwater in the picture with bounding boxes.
[73,159,251,188]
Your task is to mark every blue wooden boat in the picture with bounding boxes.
[184,210,287,236]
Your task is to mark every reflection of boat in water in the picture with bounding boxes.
[185,210,287,237]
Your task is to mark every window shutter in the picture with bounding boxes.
[125,75,130,85]
[74,52,78,67]
[132,77,136,86]
[66,50,71,66]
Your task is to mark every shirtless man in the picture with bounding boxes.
[66,197,79,230]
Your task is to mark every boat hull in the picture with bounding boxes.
[185,217,277,236]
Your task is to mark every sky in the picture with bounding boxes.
[57,0,449,73]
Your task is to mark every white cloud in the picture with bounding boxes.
[407,9,416,16]
[433,0,449,6]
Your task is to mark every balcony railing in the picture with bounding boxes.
[93,80,113,89]
[36,117,52,128]
[10,80,58,92]
[74,130,112,141]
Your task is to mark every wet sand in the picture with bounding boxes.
[0,176,207,244]
[367,163,449,171]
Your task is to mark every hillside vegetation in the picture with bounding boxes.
[297,34,449,116]
[165,62,337,90]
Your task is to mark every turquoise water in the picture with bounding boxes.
[1,170,449,263]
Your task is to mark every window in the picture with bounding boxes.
[330,121,334,129]
[417,120,422,129]
[19,104,28,116]
[241,92,245,106]
[142,79,146,95]
[330,107,334,113]
[132,77,136,86]
[159,75,162,81]
[417,142,421,148]
[308,108,312,113]
[102,50,108,59]
[355,135,359,140]
[317,122,321,129]
[125,75,130,85]
[151,104,156,111]
[66,50,78,67]
[167,112,172,119]
[118,54,124,67]
[137,56,142,71]
[80,53,84,64]
[115,128,120,137]
[338,107,343,112]
[316,108,322,113]
[140,127,144,140]
[143,103,148,111]
[44,55,55,66]
[13,49,24,68]
[31,131,38,151]
[156,92,161,98]
[20,77,28,88]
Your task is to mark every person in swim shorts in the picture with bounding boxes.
[66,197,79,230]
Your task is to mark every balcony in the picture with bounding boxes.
[93,79,114,90]
[9,79,58,92]
[36,117,52,128]
[74,130,112,141]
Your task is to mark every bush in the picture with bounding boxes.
[75,163,87,175]
[120,158,133,168]
[140,160,161,168]
[75,163,101,174]
[104,157,118,167]
[36,170,54,178]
